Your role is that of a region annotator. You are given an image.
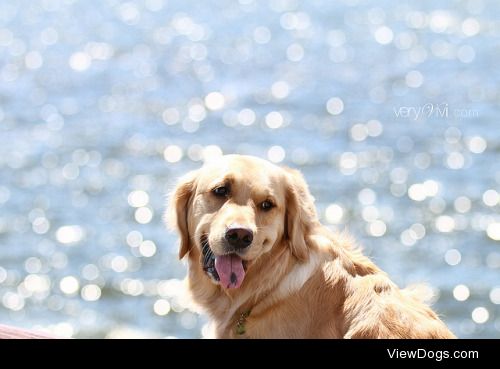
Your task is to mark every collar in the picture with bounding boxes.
[235,309,251,335]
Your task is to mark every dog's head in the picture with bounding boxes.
[167,155,317,289]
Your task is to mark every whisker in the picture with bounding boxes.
[203,250,213,265]
[200,234,215,268]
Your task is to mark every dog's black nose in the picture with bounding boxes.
[225,226,253,250]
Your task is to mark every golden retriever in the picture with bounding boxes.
[167,154,455,338]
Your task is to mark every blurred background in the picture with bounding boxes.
[0,0,499,338]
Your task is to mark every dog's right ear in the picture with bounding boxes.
[283,167,318,262]
[167,170,198,259]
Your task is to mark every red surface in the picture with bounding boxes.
[0,324,59,339]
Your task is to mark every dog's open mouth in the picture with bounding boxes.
[201,236,247,289]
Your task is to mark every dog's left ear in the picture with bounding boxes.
[167,170,198,259]
[283,167,318,262]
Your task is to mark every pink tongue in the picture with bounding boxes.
[215,255,245,289]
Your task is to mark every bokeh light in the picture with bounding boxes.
[453,285,470,302]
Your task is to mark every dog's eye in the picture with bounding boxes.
[212,186,229,197]
[260,200,274,211]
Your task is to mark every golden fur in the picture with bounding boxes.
[167,155,455,338]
